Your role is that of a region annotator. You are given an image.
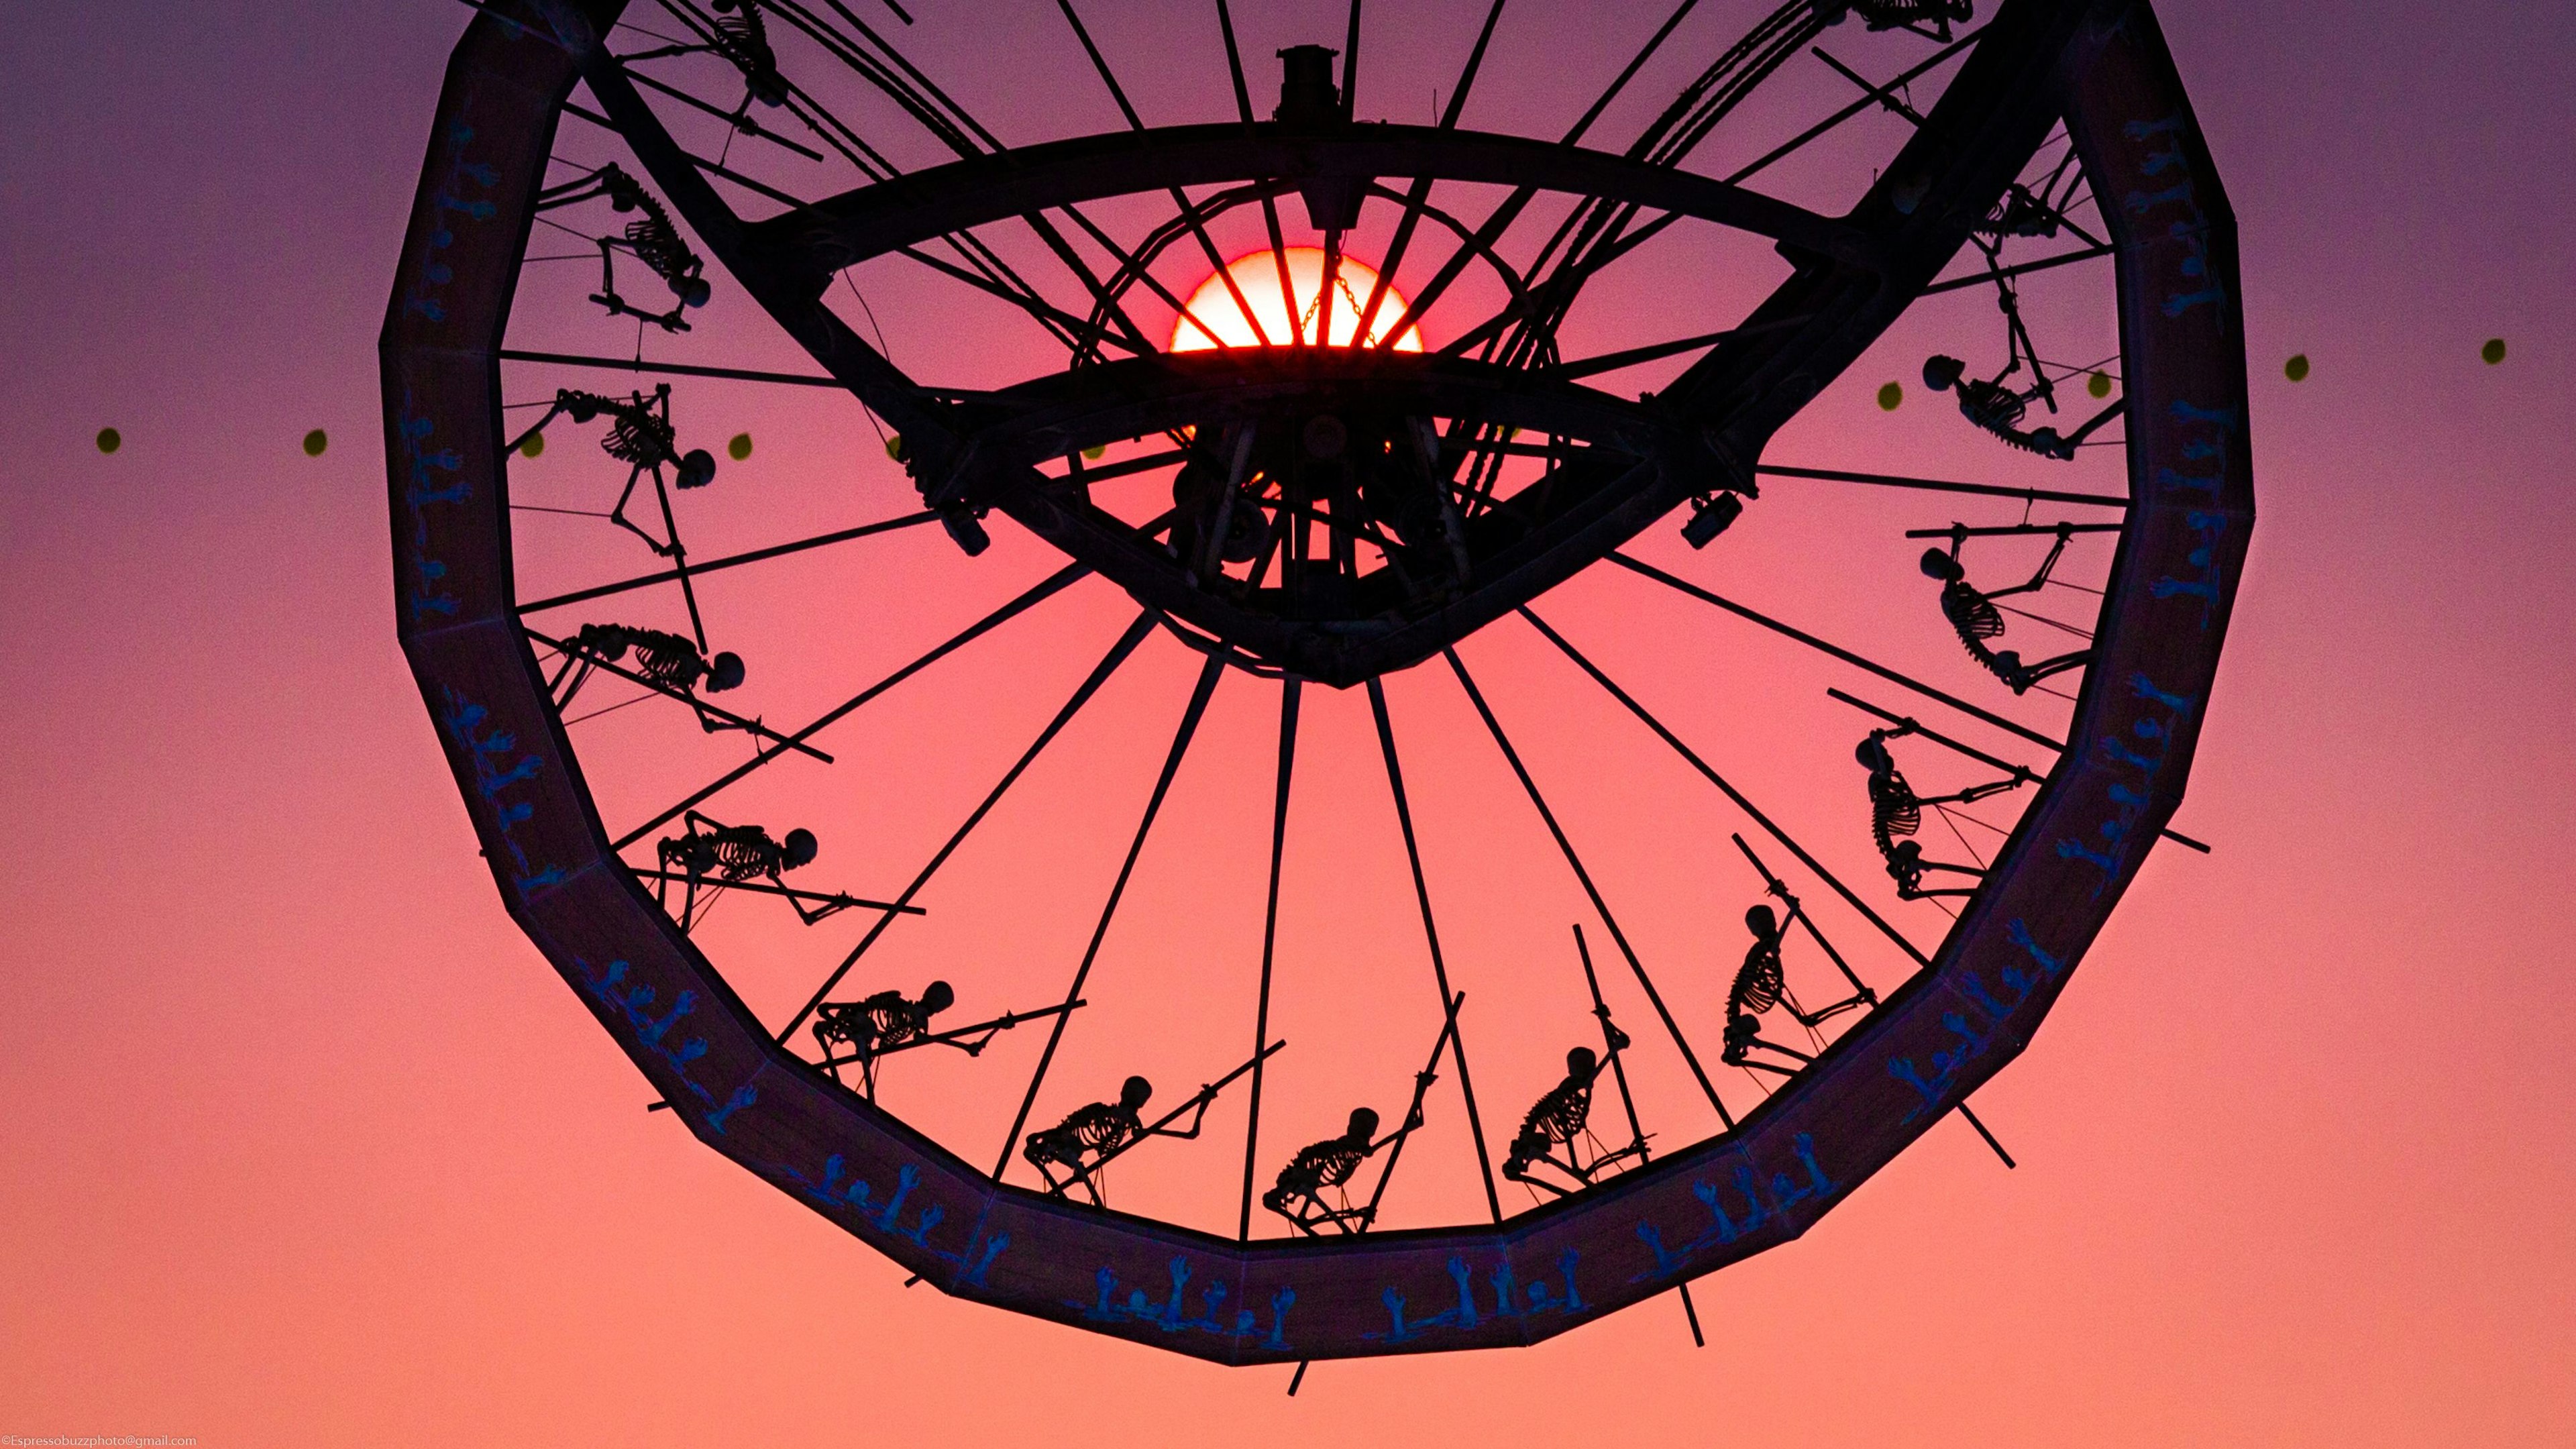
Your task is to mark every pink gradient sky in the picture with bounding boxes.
[3,2,2572,1444]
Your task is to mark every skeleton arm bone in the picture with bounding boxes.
[1788,991,1872,1029]
[1366,1114,1425,1156]
[1145,1091,1218,1141]
[1590,1014,1634,1065]
[1984,524,2073,600]
[908,1000,1084,1059]
[1912,770,2033,808]
[2063,396,2126,448]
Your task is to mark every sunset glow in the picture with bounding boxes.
[1171,246,1425,352]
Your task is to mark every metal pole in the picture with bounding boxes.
[1444,647,1732,1126]
[1366,678,1505,1223]
[1239,680,1302,1241]
[1575,925,1704,1348]
[994,653,1228,1177]
[777,611,1157,1042]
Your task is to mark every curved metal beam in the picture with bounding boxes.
[953,349,1686,467]
[746,121,1882,286]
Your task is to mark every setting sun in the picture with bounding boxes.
[1171,246,1426,352]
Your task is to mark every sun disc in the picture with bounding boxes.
[1171,247,1424,352]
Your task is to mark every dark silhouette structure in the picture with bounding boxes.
[1721,906,1875,1075]
[1503,1030,1646,1197]
[1922,524,2093,694]
[535,162,710,331]
[1263,1108,1411,1234]
[392,0,2251,1364]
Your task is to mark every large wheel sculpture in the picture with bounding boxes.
[387,0,2249,1364]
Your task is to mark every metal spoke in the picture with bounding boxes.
[1345,0,1502,347]
[613,561,1090,852]
[1207,0,1301,342]
[1536,316,1803,382]
[1574,924,1703,1348]
[560,99,818,213]
[1724,19,1988,187]
[498,347,843,389]
[760,5,1167,362]
[1918,242,2112,296]
[1053,0,1271,350]
[1607,551,2068,753]
[995,652,1229,1179]
[1904,522,2123,539]
[1364,0,1701,352]
[617,64,826,160]
[1047,446,1191,490]
[1442,647,1732,1126]
[1827,687,2210,854]
[1517,604,1932,971]
[516,511,936,616]
[1238,679,1301,1241]
[1757,462,2127,509]
[777,612,1157,1042]
[557,17,960,451]
[623,2,1110,368]
[890,241,1148,356]
[1366,678,1503,1224]
[628,867,922,916]
[525,624,833,760]
[1478,4,1841,370]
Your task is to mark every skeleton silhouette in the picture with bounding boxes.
[505,385,718,649]
[708,0,790,108]
[1921,525,2092,694]
[814,980,952,1085]
[1835,0,1974,39]
[529,387,718,569]
[811,983,1076,1101]
[1921,221,2125,461]
[1923,353,2090,460]
[1024,1075,1214,1207]
[1858,727,2025,885]
[1977,125,2089,242]
[571,623,740,694]
[653,811,826,927]
[1884,839,1982,900]
[535,163,709,332]
[553,623,745,733]
[1503,1028,1645,1197]
[1263,1106,1422,1235]
[1722,906,1874,1076]
[622,0,788,114]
